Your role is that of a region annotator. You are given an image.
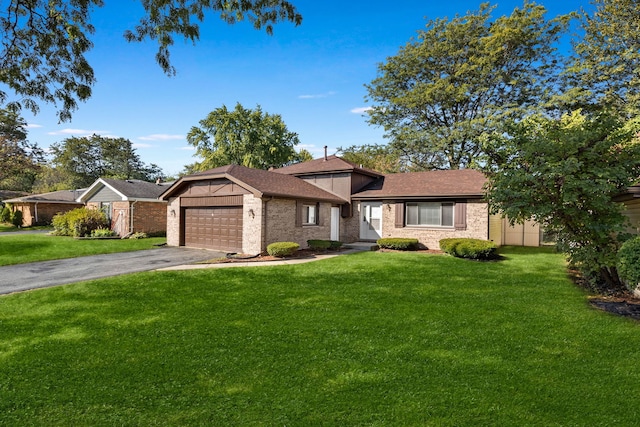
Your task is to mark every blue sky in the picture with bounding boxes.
[21,0,593,177]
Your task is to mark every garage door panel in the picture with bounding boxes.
[184,207,243,252]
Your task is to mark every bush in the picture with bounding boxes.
[91,228,117,238]
[439,238,497,260]
[377,237,419,251]
[10,209,23,227]
[0,205,11,223]
[329,240,343,249]
[307,239,332,250]
[52,208,109,237]
[267,242,300,257]
[618,236,640,290]
[129,232,148,239]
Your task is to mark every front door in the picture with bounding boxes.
[360,202,382,240]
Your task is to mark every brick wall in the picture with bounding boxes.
[166,198,181,246]
[381,200,489,250]
[131,201,167,235]
[263,198,332,250]
[243,194,264,254]
[12,203,81,226]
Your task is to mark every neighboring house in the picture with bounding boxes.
[160,164,348,253]
[615,184,640,235]
[78,178,171,237]
[3,190,84,226]
[162,155,524,253]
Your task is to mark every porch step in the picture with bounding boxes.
[344,241,379,252]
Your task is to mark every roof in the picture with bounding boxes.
[273,155,383,178]
[161,164,348,203]
[352,169,487,200]
[78,178,173,203]
[3,189,85,204]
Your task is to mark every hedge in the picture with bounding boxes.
[307,239,332,250]
[439,238,497,260]
[267,242,300,257]
[618,236,640,290]
[52,208,109,237]
[377,237,419,251]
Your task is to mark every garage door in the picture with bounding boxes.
[184,207,243,252]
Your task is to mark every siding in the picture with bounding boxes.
[89,186,121,203]
[623,199,640,235]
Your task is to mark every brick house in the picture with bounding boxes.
[78,178,171,237]
[3,190,84,226]
[161,156,501,253]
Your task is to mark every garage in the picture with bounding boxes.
[184,206,243,252]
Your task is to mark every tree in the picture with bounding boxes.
[365,2,568,170]
[565,0,640,116]
[337,144,404,173]
[50,134,164,188]
[0,0,302,122]
[0,109,44,191]
[187,103,304,170]
[485,110,640,293]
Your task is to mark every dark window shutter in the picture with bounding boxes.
[341,203,352,218]
[295,200,302,227]
[315,202,320,225]
[454,201,467,230]
[395,202,405,228]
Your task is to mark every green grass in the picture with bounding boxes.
[1,248,639,425]
[0,222,52,233]
[0,234,166,266]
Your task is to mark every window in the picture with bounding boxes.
[303,204,318,225]
[100,202,111,221]
[405,202,454,227]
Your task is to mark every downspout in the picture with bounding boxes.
[34,202,38,225]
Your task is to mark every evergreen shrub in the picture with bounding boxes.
[267,242,300,257]
[377,237,419,250]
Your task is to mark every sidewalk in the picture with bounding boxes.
[156,242,377,271]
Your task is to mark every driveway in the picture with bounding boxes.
[0,247,222,295]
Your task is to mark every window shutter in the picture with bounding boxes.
[395,202,405,228]
[454,201,467,230]
[315,202,320,225]
[295,200,302,227]
[341,203,352,218]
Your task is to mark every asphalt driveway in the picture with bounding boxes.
[0,247,221,295]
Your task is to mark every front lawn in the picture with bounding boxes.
[1,248,639,425]
[0,234,166,266]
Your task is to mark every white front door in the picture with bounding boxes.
[330,207,340,241]
[360,202,382,240]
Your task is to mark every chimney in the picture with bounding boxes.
[156,177,162,185]
[324,146,328,161]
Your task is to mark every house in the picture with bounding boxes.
[615,184,640,235]
[78,178,171,237]
[161,155,503,253]
[3,189,85,226]
[160,164,348,253]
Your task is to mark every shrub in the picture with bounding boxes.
[91,228,117,238]
[129,232,149,239]
[267,242,300,257]
[329,240,343,249]
[307,239,332,250]
[52,208,109,237]
[10,209,23,227]
[618,236,640,290]
[439,238,497,260]
[0,205,11,223]
[377,237,419,251]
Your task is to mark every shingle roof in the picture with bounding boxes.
[273,155,383,177]
[162,164,348,203]
[99,178,173,200]
[3,189,85,204]
[352,169,487,199]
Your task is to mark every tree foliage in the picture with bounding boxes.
[0,109,44,191]
[187,103,305,171]
[0,0,301,122]
[50,134,164,188]
[485,110,640,293]
[365,1,568,170]
[565,0,640,116]
[337,144,404,173]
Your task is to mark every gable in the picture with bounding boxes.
[86,185,123,203]
[173,178,251,198]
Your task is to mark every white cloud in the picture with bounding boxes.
[138,134,185,141]
[47,128,110,136]
[298,91,337,99]
[179,146,195,151]
[26,123,43,129]
[350,107,373,114]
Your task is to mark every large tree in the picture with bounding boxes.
[187,103,305,171]
[0,109,44,191]
[337,144,404,173]
[50,134,164,188]
[365,2,568,170]
[0,0,302,122]
[485,110,640,293]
